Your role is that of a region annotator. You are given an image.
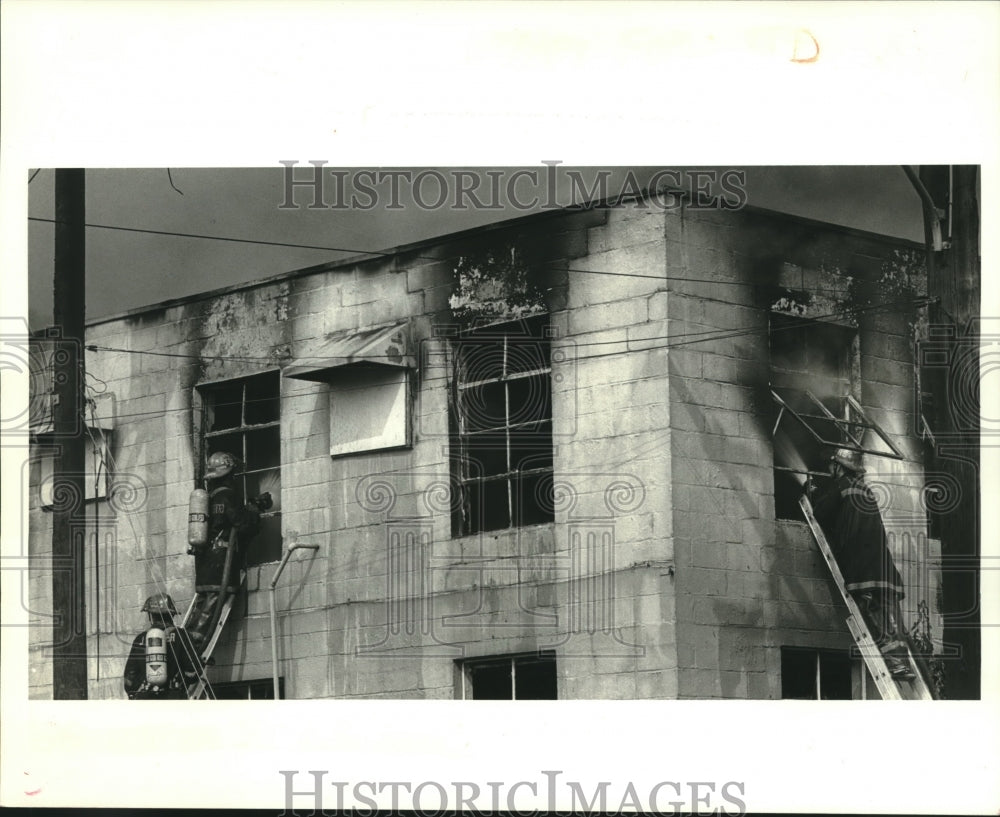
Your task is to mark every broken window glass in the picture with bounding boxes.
[451,316,554,536]
[207,381,244,431]
[769,313,904,520]
[769,315,858,520]
[200,371,282,565]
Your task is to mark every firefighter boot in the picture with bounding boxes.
[884,600,915,681]
[886,653,916,681]
[188,591,219,646]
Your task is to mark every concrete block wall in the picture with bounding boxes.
[28,203,682,700]
[27,198,929,700]
[665,204,929,699]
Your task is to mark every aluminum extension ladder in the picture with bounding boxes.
[179,572,246,700]
[799,496,935,701]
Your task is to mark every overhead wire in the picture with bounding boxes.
[83,291,930,389]
[43,201,928,691]
[28,213,874,296]
[83,384,215,699]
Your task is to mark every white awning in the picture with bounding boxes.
[283,320,415,381]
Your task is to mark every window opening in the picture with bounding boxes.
[769,314,901,520]
[451,316,554,536]
[780,647,853,700]
[458,651,557,700]
[211,677,284,699]
[199,371,282,565]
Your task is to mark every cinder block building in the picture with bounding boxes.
[27,191,949,700]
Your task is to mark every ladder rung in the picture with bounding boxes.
[799,496,936,701]
[186,573,246,700]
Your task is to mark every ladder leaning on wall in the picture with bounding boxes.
[799,495,936,701]
[178,572,246,700]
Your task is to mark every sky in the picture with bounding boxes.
[26,165,924,329]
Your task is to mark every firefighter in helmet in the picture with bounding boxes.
[186,451,260,646]
[123,593,200,699]
[808,447,915,680]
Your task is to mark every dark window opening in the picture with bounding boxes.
[459,651,557,700]
[451,316,554,536]
[199,371,282,566]
[211,677,284,699]
[769,314,857,521]
[781,647,852,700]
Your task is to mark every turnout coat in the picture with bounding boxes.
[810,473,904,597]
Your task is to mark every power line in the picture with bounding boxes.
[25,214,682,282]
[29,216,373,256]
[86,293,928,362]
[27,215,884,295]
[76,295,929,424]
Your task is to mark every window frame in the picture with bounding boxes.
[450,316,554,537]
[197,370,282,566]
[210,677,284,699]
[768,314,871,520]
[456,650,558,700]
[771,390,905,461]
[780,646,865,700]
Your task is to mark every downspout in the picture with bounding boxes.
[901,165,942,280]
[269,542,320,699]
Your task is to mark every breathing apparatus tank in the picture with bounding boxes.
[145,627,169,687]
[188,488,209,548]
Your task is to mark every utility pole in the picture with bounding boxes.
[916,165,981,699]
[51,168,88,699]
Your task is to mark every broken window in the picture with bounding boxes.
[769,314,858,520]
[769,313,905,520]
[199,371,282,566]
[780,647,853,699]
[450,316,554,536]
[457,651,558,699]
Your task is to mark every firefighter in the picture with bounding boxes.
[808,447,915,680]
[123,593,200,699]
[186,451,260,646]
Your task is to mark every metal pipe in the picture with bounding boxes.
[901,165,941,281]
[269,542,320,699]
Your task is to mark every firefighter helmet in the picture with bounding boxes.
[205,451,240,480]
[831,447,866,475]
[141,593,177,616]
